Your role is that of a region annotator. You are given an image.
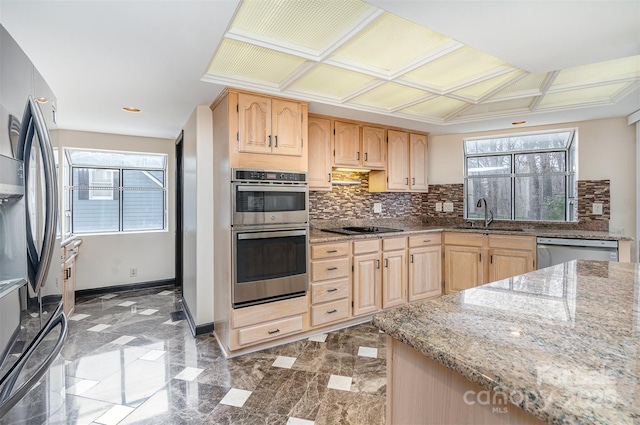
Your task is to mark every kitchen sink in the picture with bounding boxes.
[322,226,404,235]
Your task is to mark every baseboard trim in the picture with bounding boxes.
[182,299,214,337]
[75,279,175,299]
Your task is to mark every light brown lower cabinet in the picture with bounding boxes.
[409,245,442,301]
[309,240,351,327]
[353,251,382,316]
[381,236,407,309]
[444,232,536,294]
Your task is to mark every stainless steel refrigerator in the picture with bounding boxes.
[0,24,67,423]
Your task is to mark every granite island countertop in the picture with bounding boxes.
[372,260,640,425]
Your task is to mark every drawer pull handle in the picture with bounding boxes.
[326,249,338,253]
[268,329,280,335]
[327,288,338,292]
[327,267,338,271]
[327,309,338,314]
[423,239,431,243]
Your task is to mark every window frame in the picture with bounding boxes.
[463,129,577,223]
[66,148,168,235]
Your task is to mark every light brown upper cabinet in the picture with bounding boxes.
[212,88,308,172]
[332,120,386,170]
[362,126,386,169]
[409,133,428,191]
[370,130,429,193]
[386,130,410,190]
[308,116,332,191]
[238,92,303,157]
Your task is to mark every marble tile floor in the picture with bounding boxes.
[19,287,387,425]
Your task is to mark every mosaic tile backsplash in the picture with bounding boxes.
[308,171,422,223]
[310,175,610,232]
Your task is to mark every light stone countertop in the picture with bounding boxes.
[309,223,632,244]
[372,260,640,425]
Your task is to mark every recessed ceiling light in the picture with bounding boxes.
[512,120,527,125]
[36,97,48,103]
[122,107,141,113]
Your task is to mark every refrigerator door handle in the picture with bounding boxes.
[16,97,58,293]
[0,303,67,419]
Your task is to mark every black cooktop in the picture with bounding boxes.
[322,226,404,235]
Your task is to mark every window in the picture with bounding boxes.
[88,169,116,200]
[65,149,167,234]
[464,130,576,222]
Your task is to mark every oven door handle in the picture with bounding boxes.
[235,185,307,193]
[237,229,307,240]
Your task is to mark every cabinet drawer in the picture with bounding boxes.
[383,237,406,252]
[443,232,484,247]
[311,242,349,259]
[488,234,535,251]
[237,315,303,346]
[311,258,349,281]
[311,279,349,304]
[353,238,380,255]
[311,299,350,327]
[408,233,441,248]
[232,295,308,329]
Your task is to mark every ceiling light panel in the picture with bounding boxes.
[537,83,631,109]
[551,56,640,90]
[400,46,513,92]
[329,12,455,75]
[399,96,468,119]
[207,39,307,85]
[489,73,547,101]
[456,97,534,117]
[348,82,429,110]
[287,64,378,99]
[230,0,374,52]
[451,71,524,101]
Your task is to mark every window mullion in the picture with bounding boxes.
[119,168,123,232]
[511,153,515,221]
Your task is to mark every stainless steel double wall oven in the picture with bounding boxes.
[231,169,308,308]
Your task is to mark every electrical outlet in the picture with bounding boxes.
[435,202,442,212]
[130,267,137,277]
[443,202,454,212]
[592,202,603,215]
[373,202,382,213]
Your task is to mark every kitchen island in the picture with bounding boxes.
[373,260,640,425]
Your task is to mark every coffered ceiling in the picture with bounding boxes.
[204,0,639,128]
[1,0,638,139]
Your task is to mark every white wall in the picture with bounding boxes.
[429,117,637,257]
[181,106,214,328]
[56,129,176,290]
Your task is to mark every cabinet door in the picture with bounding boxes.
[238,93,272,154]
[409,133,428,191]
[62,256,75,316]
[272,99,303,157]
[333,121,360,167]
[382,250,407,309]
[362,126,386,169]
[308,117,332,190]
[386,130,409,190]
[444,245,482,294]
[353,253,381,316]
[409,246,442,301]
[488,249,534,282]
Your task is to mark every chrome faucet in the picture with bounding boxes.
[476,198,494,227]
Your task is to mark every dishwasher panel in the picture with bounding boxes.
[536,238,618,269]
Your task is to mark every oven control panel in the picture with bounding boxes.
[234,169,306,183]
